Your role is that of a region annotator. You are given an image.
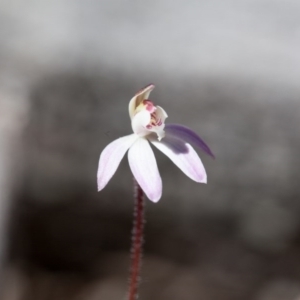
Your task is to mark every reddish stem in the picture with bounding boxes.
[128,179,145,300]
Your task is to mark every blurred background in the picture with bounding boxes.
[1,0,300,299]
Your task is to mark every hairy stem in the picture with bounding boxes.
[128,179,145,300]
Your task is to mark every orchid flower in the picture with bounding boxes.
[97,84,214,202]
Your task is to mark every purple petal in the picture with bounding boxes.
[150,135,207,183]
[97,134,138,191]
[165,124,215,158]
[128,138,162,202]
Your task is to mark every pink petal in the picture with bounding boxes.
[128,84,155,119]
[97,134,138,191]
[150,135,207,183]
[128,138,162,202]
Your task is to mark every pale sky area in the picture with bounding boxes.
[0,0,299,91]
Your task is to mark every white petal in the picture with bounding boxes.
[97,134,139,191]
[156,106,168,119]
[128,84,155,119]
[150,136,207,183]
[128,138,162,202]
[131,110,151,137]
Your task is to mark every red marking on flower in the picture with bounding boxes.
[146,112,163,129]
[143,100,155,113]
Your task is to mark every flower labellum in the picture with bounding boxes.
[97,84,214,202]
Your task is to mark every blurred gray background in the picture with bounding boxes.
[1,0,300,299]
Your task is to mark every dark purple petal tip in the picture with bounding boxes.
[165,124,215,159]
